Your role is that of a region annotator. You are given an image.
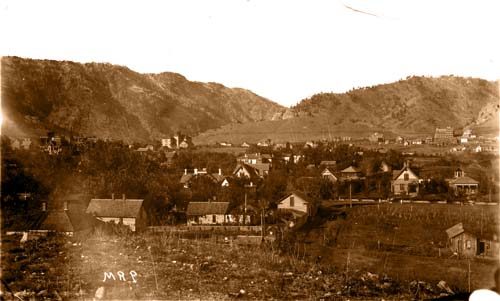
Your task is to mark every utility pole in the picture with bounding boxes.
[244,182,254,226]
[349,179,352,208]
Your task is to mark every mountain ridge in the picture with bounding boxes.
[194,75,499,144]
[1,56,287,142]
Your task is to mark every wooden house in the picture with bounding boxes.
[7,201,97,239]
[321,168,338,183]
[277,192,317,229]
[233,163,262,180]
[446,223,500,258]
[186,201,230,225]
[391,162,419,197]
[180,168,225,188]
[86,195,147,231]
[446,168,479,196]
[277,191,316,217]
[339,165,362,181]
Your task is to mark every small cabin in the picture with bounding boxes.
[446,223,499,258]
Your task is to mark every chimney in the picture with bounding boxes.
[218,168,222,176]
[42,202,46,212]
[194,168,198,175]
[112,193,115,200]
[122,194,126,201]
[184,169,187,175]
[64,201,68,211]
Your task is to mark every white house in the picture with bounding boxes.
[277,191,315,217]
[321,168,338,183]
[391,162,419,197]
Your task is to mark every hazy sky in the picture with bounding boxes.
[1,0,499,107]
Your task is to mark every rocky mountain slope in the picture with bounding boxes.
[1,56,286,142]
[195,76,499,144]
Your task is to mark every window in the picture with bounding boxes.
[400,184,405,191]
[466,240,471,249]
[290,196,295,207]
[212,215,216,223]
[404,173,409,181]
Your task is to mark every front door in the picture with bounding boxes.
[478,241,485,255]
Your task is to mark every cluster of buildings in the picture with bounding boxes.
[161,132,193,149]
[7,134,100,155]
[7,194,147,239]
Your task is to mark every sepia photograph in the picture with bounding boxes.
[1,0,499,300]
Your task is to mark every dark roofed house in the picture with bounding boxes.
[186,201,230,225]
[446,222,499,258]
[39,210,96,236]
[180,168,225,188]
[233,163,261,180]
[7,201,97,239]
[86,195,147,232]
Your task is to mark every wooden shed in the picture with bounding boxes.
[446,223,500,258]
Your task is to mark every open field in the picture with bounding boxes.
[1,204,497,300]
[295,203,499,293]
[1,228,463,300]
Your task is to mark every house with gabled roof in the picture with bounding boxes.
[321,167,338,183]
[391,161,419,197]
[233,163,261,180]
[277,191,316,217]
[180,168,226,188]
[277,191,317,229]
[86,194,147,231]
[186,201,230,225]
[7,201,97,239]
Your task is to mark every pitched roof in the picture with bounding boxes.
[86,199,144,218]
[252,163,270,174]
[210,173,225,183]
[233,163,260,179]
[180,174,194,184]
[341,166,361,173]
[448,176,479,185]
[444,222,498,240]
[446,223,465,239]
[186,202,229,216]
[392,165,419,180]
[277,191,312,205]
[39,210,96,232]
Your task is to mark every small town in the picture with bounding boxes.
[1,125,499,300]
[1,1,500,300]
